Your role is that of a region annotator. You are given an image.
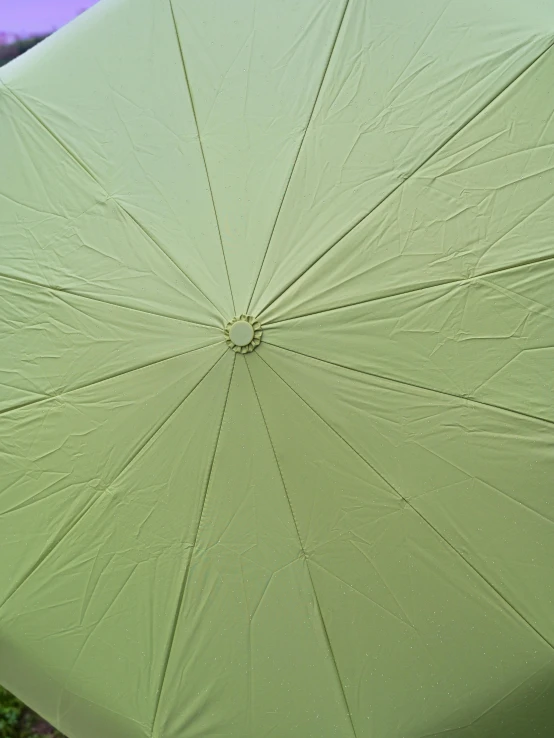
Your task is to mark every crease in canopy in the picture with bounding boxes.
[1,0,554,736]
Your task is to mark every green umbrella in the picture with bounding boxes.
[1,1,554,736]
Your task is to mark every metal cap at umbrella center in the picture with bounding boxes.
[225,315,263,354]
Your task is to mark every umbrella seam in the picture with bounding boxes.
[309,557,414,632]
[150,353,235,737]
[0,487,104,615]
[245,0,352,315]
[463,662,551,731]
[263,341,554,428]
[0,79,226,321]
[0,348,228,615]
[261,251,554,326]
[0,270,221,330]
[255,38,554,319]
[168,0,236,316]
[407,498,554,654]
[416,659,550,736]
[117,200,228,321]
[1,187,215,318]
[255,352,554,655]
[0,79,101,185]
[245,357,359,738]
[0,341,225,419]
[245,359,306,553]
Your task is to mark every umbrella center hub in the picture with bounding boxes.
[225,315,263,354]
[230,320,254,346]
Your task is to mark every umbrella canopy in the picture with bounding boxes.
[1,1,554,736]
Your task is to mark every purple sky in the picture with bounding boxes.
[0,0,99,37]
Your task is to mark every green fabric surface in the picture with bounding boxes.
[1,1,554,736]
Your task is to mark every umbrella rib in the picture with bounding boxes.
[407,498,554,653]
[264,341,554,428]
[255,352,554,655]
[244,0,352,315]
[168,0,236,315]
[245,357,359,738]
[0,490,106,614]
[0,79,101,184]
[0,341,224,419]
[116,201,228,320]
[0,349,227,615]
[255,40,554,319]
[261,251,554,326]
[0,271,219,330]
[150,353,235,736]
[100,347,230,504]
[0,80,225,321]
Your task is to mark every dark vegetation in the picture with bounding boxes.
[0,35,48,67]
[0,686,63,738]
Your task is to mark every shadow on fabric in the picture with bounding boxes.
[422,663,554,738]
